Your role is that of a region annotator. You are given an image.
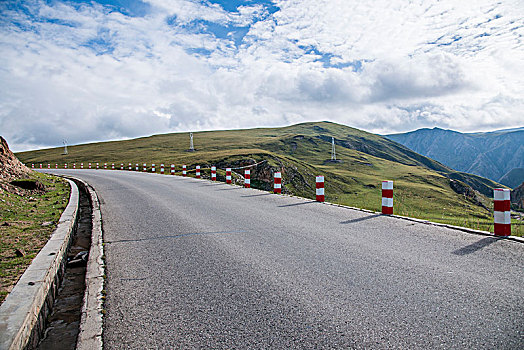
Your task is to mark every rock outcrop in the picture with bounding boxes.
[0,136,32,194]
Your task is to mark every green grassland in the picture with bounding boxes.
[0,173,70,303]
[17,121,521,236]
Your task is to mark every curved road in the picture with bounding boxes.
[47,169,523,349]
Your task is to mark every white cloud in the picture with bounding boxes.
[0,0,523,151]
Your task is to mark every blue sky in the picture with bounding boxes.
[1,0,523,151]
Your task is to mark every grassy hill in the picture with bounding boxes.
[16,121,521,236]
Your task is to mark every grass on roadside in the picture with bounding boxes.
[0,172,70,304]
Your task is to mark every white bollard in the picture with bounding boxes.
[382,181,393,215]
[494,188,511,236]
[274,172,282,194]
[245,169,250,188]
[316,176,325,202]
[226,168,232,184]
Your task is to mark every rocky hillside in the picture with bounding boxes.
[0,136,32,194]
[511,182,524,211]
[386,127,524,186]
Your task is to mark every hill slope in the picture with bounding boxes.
[499,168,524,189]
[386,127,524,185]
[16,121,510,233]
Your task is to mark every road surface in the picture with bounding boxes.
[46,169,523,349]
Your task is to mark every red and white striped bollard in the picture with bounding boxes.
[182,165,187,176]
[128,163,132,170]
[160,164,164,174]
[211,166,216,180]
[382,181,393,215]
[65,163,68,169]
[226,168,232,184]
[244,169,250,188]
[274,172,282,194]
[316,176,325,202]
[152,164,155,172]
[143,163,147,172]
[96,163,99,169]
[81,163,84,169]
[120,164,123,170]
[104,163,107,169]
[494,188,511,236]
[171,164,175,175]
[112,163,115,170]
[136,164,139,171]
[196,165,200,178]
[31,164,34,169]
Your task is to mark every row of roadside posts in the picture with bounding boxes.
[32,162,512,237]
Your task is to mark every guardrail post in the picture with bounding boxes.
[382,181,393,215]
[274,172,282,194]
[494,188,511,236]
[316,176,325,202]
[245,169,250,188]
[226,168,232,184]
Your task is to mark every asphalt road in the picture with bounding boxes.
[46,169,523,349]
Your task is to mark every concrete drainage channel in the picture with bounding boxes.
[0,178,104,350]
[36,180,92,349]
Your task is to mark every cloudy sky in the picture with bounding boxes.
[1,0,523,151]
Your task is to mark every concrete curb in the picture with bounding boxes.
[74,179,104,350]
[0,179,79,350]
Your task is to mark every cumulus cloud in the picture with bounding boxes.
[0,0,523,151]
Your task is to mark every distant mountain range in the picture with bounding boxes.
[386,127,524,188]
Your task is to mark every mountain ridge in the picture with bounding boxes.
[386,126,524,187]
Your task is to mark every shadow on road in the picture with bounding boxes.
[452,237,502,256]
[340,213,382,224]
[278,201,316,208]
[241,193,272,198]
[216,187,243,191]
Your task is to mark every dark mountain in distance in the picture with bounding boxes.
[386,127,524,188]
[499,168,524,189]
